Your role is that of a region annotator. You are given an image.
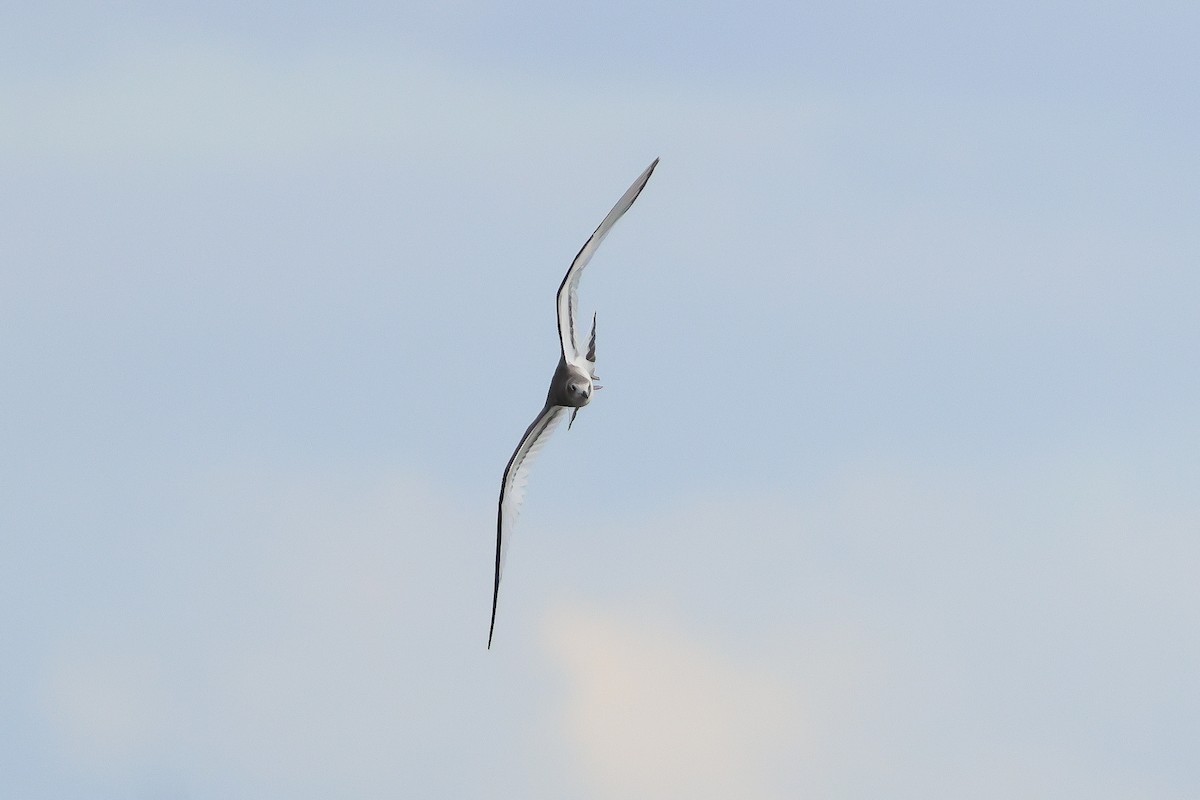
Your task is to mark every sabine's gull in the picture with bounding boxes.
[489,159,659,649]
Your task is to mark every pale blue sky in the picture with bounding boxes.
[2,2,1198,798]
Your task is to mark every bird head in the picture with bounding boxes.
[566,377,593,405]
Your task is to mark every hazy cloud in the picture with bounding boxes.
[544,605,804,799]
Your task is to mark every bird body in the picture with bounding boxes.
[489,159,659,648]
[545,355,594,410]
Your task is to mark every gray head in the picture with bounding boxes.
[566,374,593,406]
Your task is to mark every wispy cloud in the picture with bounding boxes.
[543,605,805,799]
[2,46,491,162]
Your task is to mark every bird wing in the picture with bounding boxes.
[490,403,567,648]
[585,312,598,376]
[556,158,659,365]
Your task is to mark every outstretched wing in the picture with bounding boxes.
[490,403,567,648]
[556,158,659,365]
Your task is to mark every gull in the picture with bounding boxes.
[489,158,659,648]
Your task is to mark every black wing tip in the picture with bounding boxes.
[632,158,660,199]
[488,590,498,649]
[489,534,501,650]
[642,158,660,182]
[491,500,502,651]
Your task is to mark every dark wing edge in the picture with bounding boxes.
[489,404,567,649]
[585,312,597,366]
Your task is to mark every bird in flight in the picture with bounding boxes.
[489,159,659,649]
